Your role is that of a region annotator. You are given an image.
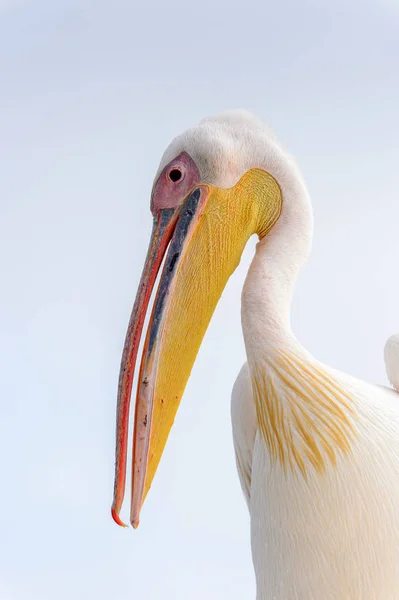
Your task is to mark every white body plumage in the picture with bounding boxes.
[233,354,399,599]
[214,112,399,599]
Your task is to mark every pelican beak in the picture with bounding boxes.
[111,206,180,527]
[111,169,282,528]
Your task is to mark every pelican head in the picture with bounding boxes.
[111,110,312,527]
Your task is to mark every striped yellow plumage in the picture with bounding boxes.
[251,348,358,477]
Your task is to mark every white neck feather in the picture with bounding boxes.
[241,150,313,361]
[239,161,357,481]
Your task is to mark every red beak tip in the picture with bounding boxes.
[111,507,128,528]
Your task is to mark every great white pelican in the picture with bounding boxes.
[111,111,399,599]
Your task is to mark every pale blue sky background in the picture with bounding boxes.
[1,1,399,598]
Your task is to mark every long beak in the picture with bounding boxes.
[129,187,210,527]
[112,169,282,528]
[111,207,179,526]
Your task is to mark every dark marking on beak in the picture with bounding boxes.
[147,188,202,355]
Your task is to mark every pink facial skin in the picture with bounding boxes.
[151,151,201,214]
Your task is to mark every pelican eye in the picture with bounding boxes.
[168,168,182,182]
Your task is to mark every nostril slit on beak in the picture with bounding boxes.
[169,253,179,271]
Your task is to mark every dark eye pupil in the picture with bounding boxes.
[169,169,182,182]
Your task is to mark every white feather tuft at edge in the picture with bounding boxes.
[385,334,399,391]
